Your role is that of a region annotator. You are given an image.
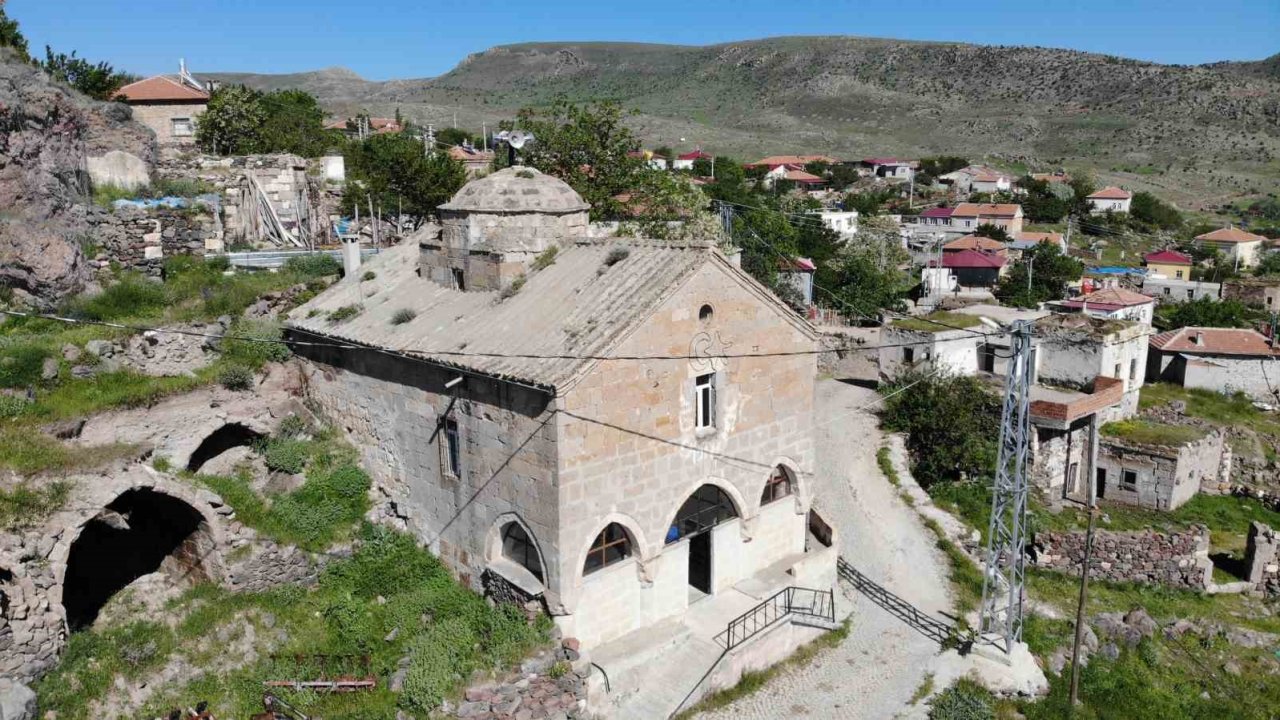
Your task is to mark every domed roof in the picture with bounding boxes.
[439,167,590,214]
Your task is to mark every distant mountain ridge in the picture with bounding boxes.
[208,36,1280,209]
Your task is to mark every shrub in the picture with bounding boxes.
[283,253,342,278]
[499,275,526,300]
[0,341,54,388]
[220,319,291,368]
[152,456,172,473]
[261,438,309,474]
[361,270,376,281]
[0,481,70,531]
[276,414,309,439]
[928,678,994,720]
[0,394,28,418]
[390,308,417,325]
[217,365,254,391]
[329,305,361,322]
[204,254,231,272]
[604,247,630,267]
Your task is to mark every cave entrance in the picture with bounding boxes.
[186,422,263,472]
[62,488,212,631]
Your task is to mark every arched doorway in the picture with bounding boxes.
[62,488,214,631]
[667,484,739,597]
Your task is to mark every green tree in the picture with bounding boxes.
[823,215,910,319]
[195,85,266,155]
[1017,176,1071,223]
[732,207,798,288]
[40,46,135,100]
[257,89,332,157]
[918,156,969,177]
[436,127,476,148]
[846,189,896,216]
[507,98,645,221]
[996,243,1084,308]
[880,369,1001,488]
[1155,296,1255,330]
[0,4,28,59]
[343,134,467,227]
[1069,172,1097,215]
[975,222,1011,243]
[691,157,714,176]
[1129,191,1183,231]
[1255,251,1280,277]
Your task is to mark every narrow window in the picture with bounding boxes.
[451,268,466,291]
[1114,363,1122,379]
[170,117,193,137]
[761,466,794,505]
[1175,270,1184,279]
[584,523,632,575]
[979,344,996,373]
[1129,358,1137,382]
[1186,289,1193,300]
[443,417,461,478]
[903,347,915,364]
[1162,287,1170,296]
[695,373,716,431]
[1121,470,1138,491]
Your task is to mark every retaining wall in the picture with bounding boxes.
[1032,525,1213,590]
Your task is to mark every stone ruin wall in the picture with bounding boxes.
[1032,525,1213,590]
[1246,522,1280,597]
[81,205,219,276]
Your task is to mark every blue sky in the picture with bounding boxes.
[10,0,1277,80]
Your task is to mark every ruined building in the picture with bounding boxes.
[285,169,837,696]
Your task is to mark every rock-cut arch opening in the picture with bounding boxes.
[186,422,263,472]
[62,488,213,631]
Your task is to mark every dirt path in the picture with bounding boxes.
[696,379,953,719]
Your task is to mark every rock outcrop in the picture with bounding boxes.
[0,49,155,304]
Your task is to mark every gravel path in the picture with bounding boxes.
[696,379,953,719]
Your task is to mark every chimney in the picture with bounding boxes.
[1193,331,1204,347]
[342,235,362,278]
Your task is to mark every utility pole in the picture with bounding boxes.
[425,124,436,156]
[1068,414,1101,708]
[482,123,488,152]
[978,319,1034,656]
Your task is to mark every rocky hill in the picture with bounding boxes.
[210,36,1280,208]
[0,49,154,304]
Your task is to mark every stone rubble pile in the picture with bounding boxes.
[1032,525,1213,590]
[440,639,591,720]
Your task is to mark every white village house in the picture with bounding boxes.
[1086,186,1133,214]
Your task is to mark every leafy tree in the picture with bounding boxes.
[195,85,266,155]
[652,145,673,161]
[40,46,136,100]
[1016,176,1071,223]
[691,157,714,176]
[342,134,467,227]
[710,156,745,186]
[1154,296,1255,330]
[880,369,1001,488]
[1254,251,1280,277]
[257,89,332,157]
[918,156,969,178]
[996,243,1084,308]
[436,127,477,148]
[845,189,895,216]
[732,207,798,288]
[1130,191,1183,231]
[826,163,860,191]
[507,98,645,221]
[1068,172,1097,215]
[975,222,1011,243]
[0,4,28,59]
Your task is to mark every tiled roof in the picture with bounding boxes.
[951,202,1022,218]
[287,239,812,389]
[448,146,495,163]
[941,249,1006,269]
[918,207,954,219]
[1143,249,1192,265]
[783,169,824,183]
[944,235,1007,253]
[1150,327,1280,356]
[678,150,714,160]
[1059,287,1154,309]
[114,75,209,102]
[1087,186,1132,200]
[779,257,817,271]
[1195,226,1267,244]
[746,155,837,168]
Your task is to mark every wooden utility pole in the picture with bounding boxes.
[1068,414,1101,709]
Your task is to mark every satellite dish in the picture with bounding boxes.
[507,131,534,149]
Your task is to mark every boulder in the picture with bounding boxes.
[0,678,37,720]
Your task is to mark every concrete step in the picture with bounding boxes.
[611,634,723,720]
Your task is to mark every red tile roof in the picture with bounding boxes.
[678,150,714,160]
[1060,287,1154,310]
[1087,186,1132,200]
[1195,226,1267,244]
[783,169,825,183]
[1150,327,1280,356]
[951,202,1022,218]
[919,207,954,219]
[114,75,209,102]
[940,249,1006,269]
[944,235,1007,253]
[779,257,817,272]
[746,154,837,168]
[1143,249,1192,265]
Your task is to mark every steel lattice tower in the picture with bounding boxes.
[978,320,1034,655]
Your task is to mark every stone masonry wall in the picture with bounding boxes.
[1245,521,1280,597]
[1032,526,1213,590]
[82,205,216,276]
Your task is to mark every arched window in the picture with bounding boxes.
[584,523,632,575]
[761,465,794,505]
[666,484,738,544]
[501,522,544,582]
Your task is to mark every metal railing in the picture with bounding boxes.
[837,557,955,646]
[714,586,835,651]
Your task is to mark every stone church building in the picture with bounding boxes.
[286,168,837,663]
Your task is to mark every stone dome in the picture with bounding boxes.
[439,167,590,214]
